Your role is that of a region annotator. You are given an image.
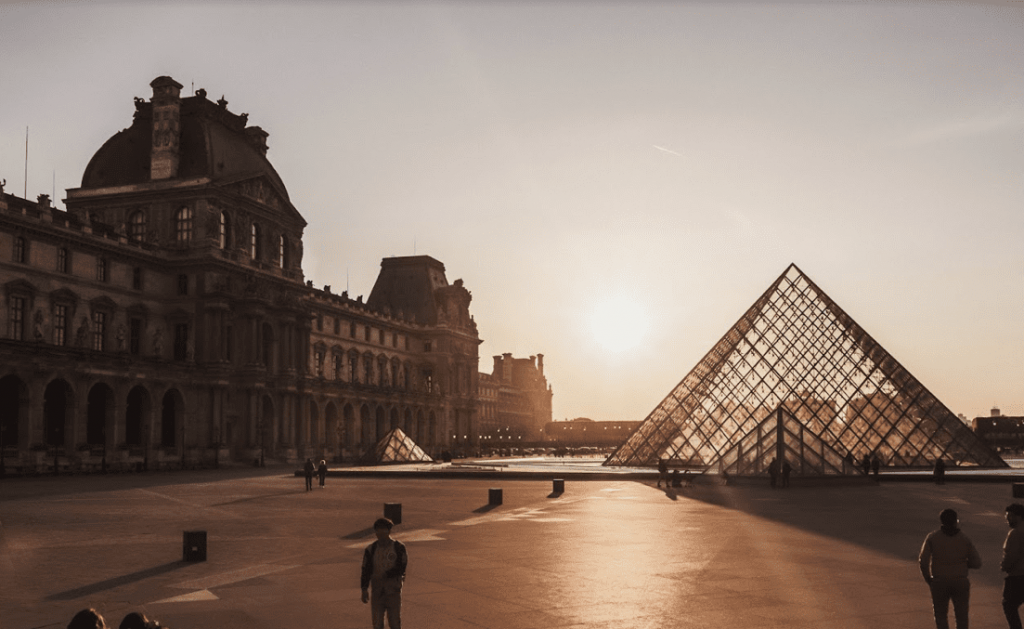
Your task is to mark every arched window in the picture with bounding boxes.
[250,223,261,260]
[278,234,286,269]
[128,211,146,242]
[175,207,193,243]
[219,212,231,250]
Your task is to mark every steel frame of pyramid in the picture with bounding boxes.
[605,264,1006,473]
[361,428,433,465]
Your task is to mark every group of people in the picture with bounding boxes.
[768,456,793,488]
[919,502,1024,629]
[303,458,328,491]
[67,609,164,629]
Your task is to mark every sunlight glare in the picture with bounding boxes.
[588,297,651,353]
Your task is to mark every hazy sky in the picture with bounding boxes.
[1,1,1021,423]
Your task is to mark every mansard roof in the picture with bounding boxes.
[81,86,290,203]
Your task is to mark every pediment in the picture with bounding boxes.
[220,174,306,226]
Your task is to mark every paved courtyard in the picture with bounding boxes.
[1,467,1021,629]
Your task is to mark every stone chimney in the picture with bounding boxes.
[992,407,1002,417]
[502,353,513,382]
[149,76,183,180]
[245,126,269,156]
[537,353,544,376]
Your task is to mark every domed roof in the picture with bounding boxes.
[81,91,289,201]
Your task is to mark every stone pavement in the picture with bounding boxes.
[1,467,1021,629]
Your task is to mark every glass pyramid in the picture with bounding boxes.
[361,428,433,465]
[605,264,1005,473]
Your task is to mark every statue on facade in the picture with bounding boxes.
[116,325,127,352]
[75,318,90,347]
[152,326,164,357]
[33,310,44,341]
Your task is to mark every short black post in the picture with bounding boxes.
[553,478,565,493]
[183,530,207,562]
[384,502,402,525]
[489,488,503,505]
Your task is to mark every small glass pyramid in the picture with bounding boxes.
[605,264,1005,473]
[361,428,433,465]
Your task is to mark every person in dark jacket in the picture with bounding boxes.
[317,459,327,488]
[361,517,408,629]
[303,458,315,491]
[919,508,981,629]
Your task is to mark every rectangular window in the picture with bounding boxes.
[92,312,106,351]
[57,248,69,273]
[317,315,323,332]
[315,350,325,377]
[424,340,432,353]
[13,237,26,263]
[96,258,108,282]
[349,322,356,338]
[349,354,358,383]
[53,304,67,346]
[178,274,188,296]
[333,318,340,335]
[9,297,25,341]
[378,329,384,344]
[132,267,143,290]
[129,317,142,355]
[392,332,397,348]
[173,323,189,361]
[334,355,342,380]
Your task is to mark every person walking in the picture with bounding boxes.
[768,456,779,489]
[1001,503,1024,629]
[934,459,947,485]
[657,458,668,488]
[303,457,314,491]
[361,517,408,629]
[781,459,792,488]
[317,459,327,488]
[919,508,982,629]
[871,454,881,479]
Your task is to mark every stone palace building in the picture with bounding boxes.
[0,77,480,472]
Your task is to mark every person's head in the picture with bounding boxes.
[939,508,958,529]
[373,517,394,541]
[1006,503,1024,528]
[320,460,326,466]
[118,612,149,629]
[68,608,106,629]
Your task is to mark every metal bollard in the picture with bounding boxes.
[489,488,503,505]
[552,478,565,493]
[183,530,207,562]
[384,502,402,525]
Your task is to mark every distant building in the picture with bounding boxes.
[478,353,552,443]
[544,417,642,447]
[973,408,1024,452]
[0,76,479,473]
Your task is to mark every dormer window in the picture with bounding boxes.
[219,212,231,250]
[250,223,261,260]
[129,210,146,242]
[175,207,193,243]
[57,248,70,274]
[13,236,27,263]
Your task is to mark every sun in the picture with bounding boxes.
[588,297,651,353]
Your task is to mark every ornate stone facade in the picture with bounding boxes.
[477,353,553,444]
[0,77,479,473]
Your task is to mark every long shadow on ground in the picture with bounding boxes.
[46,561,189,601]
